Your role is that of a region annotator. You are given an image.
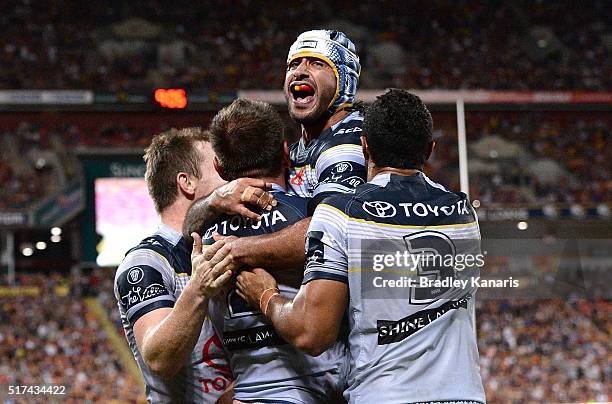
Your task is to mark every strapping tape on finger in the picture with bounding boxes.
[241,187,257,203]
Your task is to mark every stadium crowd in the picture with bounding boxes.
[1,111,609,211]
[0,0,608,91]
[427,112,611,205]
[0,271,608,402]
[477,299,610,403]
[0,122,80,211]
[0,272,144,402]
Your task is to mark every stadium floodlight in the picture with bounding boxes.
[22,247,33,256]
[51,235,62,243]
[35,241,47,250]
[51,227,62,236]
[596,204,610,217]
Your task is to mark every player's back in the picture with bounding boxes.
[203,183,346,403]
[306,172,485,403]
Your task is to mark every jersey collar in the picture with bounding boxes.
[370,171,425,187]
[157,223,182,245]
[270,182,285,193]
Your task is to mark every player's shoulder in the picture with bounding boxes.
[116,241,169,285]
[330,110,363,136]
[273,191,309,218]
[325,111,363,146]
[320,173,477,226]
[115,228,186,286]
[311,111,364,153]
[314,184,371,219]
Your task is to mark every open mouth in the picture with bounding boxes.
[290,82,315,105]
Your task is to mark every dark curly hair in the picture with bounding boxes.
[363,89,433,169]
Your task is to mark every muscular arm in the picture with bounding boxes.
[236,269,348,356]
[183,178,276,238]
[133,237,234,379]
[134,284,209,379]
[229,217,311,271]
[183,196,219,238]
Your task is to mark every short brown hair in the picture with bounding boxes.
[144,127,209,213]
[209,98,284,181]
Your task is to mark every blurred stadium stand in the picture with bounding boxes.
[0,0,609,91]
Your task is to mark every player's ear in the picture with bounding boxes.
[281,140,290,168]
[177,172,195,197]
[213,156,229,181]
[425,140,435,162]
[360,135,370,162]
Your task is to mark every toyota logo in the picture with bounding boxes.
[363,201,397,218]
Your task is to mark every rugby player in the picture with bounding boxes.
[114,128,236,403]
[236,90,487,403]
[202,98,346,403]
[183,29,365,271]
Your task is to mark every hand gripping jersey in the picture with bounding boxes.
[114,224,231,403]
[288,111,366,206]
[304,173,486,404]
[202,184,347,403]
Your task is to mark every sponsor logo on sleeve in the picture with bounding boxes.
[121,284,167,308]
[341,176,365,188]
[127,267,144,284]
[335,126,362,135]
[118,265,169,311]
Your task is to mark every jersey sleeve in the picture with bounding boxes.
[302,201,349,285]
[313,140,366,197]
[114,249,176,325]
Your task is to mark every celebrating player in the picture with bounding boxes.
[114,128,235,403]
[183,29,365,272]
[202,98,346,403]
[236,90,487,403]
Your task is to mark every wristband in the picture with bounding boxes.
[259,287,280,316]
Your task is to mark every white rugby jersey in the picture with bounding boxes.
[288,111,366,202]
[114,224,231,403]
[304,172,486,403]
